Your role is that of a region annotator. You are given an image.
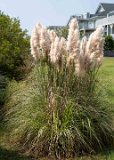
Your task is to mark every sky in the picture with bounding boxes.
[0,0,114,34]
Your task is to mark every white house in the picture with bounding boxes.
[68,3,114,38]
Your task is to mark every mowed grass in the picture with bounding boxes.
[100,57,114,105]
[0,57,114,160]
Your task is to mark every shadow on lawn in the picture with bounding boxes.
[0,147,35,160]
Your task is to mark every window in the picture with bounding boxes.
[88,21,94,29]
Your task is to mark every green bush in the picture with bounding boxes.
[0,11,32,80]
[104,35,114,51]
[56,27,68,39]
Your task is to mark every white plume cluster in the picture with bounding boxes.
[67,19,80,66]
[76,36,88,76]
[86,27,104,68]
[30,18,104,76]
[49,36,67,67]
[50,36,60,64]
[30,23,42,60]
[39,27,51,55]
[76,26,104,76]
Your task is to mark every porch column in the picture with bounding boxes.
[110,24,113,35]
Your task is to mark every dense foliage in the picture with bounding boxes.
[0,11,31,79]
[56,26,68,39]
[104,35,114,51]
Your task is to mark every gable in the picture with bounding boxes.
[96,4,105,14]
[99,5,105,13]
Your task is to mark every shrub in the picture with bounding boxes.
[56,27,68,39]
[4,19,114,159]
[0,11,32,79]
[104,35,114,51]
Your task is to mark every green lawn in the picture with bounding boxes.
[0,57,114,160]
[100,57,114,105]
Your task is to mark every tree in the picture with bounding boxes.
[56,26,68,39]
[104,35,114,51]
[0,11,32,79]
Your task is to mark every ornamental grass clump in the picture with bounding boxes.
[4,18,113,159]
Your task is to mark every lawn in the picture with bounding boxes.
[99,57,114,105]
[0,57,114,160]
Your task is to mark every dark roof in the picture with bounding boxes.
[101,3,114,11]
[95,3,114,16]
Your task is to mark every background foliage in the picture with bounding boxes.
[0,11,32,80]
[104,35,114,51]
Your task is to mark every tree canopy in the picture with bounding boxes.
[0,11,31,79]
[104,35,114,51]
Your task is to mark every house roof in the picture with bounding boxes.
[95,3,114,16]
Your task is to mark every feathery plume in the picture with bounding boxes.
[86,26,104,68]
[50,36,67,66]
[40,27,51,55]
[30,23,42,60]
[31,20,104,76]
[76,26,104,76]
[48,30,57,42]
[76,37,88,76]
[50,36,60,64]
[67,18,80,66]
[67,19,79,53]
[59,37,67,56]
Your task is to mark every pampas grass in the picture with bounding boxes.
[3,18,113,159]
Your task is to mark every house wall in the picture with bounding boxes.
[95,15,114,38]
[79,21,88,29]
[88,21,95,29]
[79,21,95,30]
[95,15,114,27]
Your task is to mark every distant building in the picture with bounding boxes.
[68,3,114,38]
[48,26,64,31]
